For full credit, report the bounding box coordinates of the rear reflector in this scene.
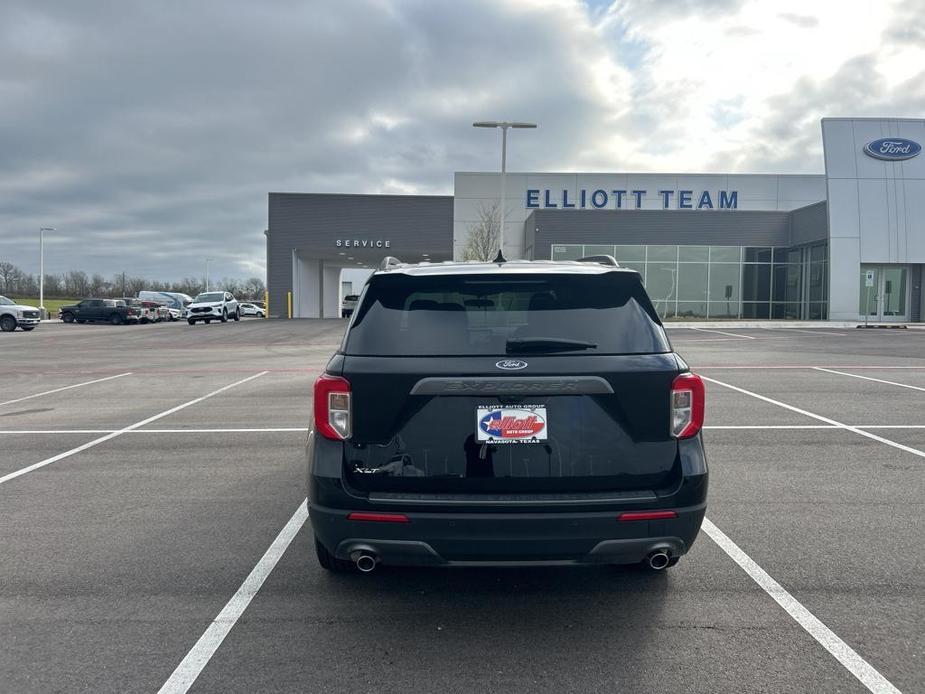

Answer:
[347,512,410,524]
[618,510,678,522]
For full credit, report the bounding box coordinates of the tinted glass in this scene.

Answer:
[346,272,669,356]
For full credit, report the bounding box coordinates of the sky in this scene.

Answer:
[1,0,923,282]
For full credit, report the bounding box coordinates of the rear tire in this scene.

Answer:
[205,318,212,324]
[315,537,355,574]
[187,318,196,325]
[0,315,16,332]
[62,312,75,324]
[110,313,123,326]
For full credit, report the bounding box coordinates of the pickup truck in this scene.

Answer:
[0,295,41,332]
[59,299,139,325]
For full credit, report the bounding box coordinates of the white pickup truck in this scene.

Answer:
[0,295,41,332]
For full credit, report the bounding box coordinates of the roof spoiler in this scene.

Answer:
[576,255,620,268]
[378,256,403,271]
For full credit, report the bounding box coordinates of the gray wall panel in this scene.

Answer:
[789,201,828,246]
[267,193,453,316]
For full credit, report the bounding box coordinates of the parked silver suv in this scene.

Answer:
[187,291,240,325]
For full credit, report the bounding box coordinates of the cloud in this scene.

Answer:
[0,0,921,281]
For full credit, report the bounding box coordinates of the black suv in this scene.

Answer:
[308,256,707,574]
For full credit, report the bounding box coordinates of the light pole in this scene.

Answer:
[473,121,537,260]
[39,227,55,318]
[205,258,215,292]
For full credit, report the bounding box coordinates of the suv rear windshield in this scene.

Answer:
[345,271,669,356]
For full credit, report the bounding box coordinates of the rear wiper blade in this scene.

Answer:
[506,337,598,353]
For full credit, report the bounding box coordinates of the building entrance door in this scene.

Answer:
[859,265,909,322]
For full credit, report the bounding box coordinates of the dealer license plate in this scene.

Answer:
[476,405,548,443]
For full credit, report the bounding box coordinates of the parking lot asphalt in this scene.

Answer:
[0,320,923,693]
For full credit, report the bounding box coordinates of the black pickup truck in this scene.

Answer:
[58,298,139,325]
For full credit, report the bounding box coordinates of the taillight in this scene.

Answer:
[313,373,351,440]
[670,372,705,439]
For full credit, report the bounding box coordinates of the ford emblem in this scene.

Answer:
[863,138,921,161]
[496,359,528,371]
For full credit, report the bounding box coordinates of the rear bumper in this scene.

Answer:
[309,501,706,567]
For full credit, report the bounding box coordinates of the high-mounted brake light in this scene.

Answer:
[670,372,705,439]
[313,373,351,440]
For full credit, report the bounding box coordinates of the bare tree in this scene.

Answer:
[463,202,501,262]
[65,270,90,297]
[0,261,22,294]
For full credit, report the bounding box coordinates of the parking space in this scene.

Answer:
[0,322,922,692]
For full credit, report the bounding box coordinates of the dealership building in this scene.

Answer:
[266,117,924,322]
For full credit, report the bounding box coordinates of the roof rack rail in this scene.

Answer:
[378,256,403,271]
[576,254,620,268]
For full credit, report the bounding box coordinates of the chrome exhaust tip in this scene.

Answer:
[647,550,671,571]
[353,552,377,573]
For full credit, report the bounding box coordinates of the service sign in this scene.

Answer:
[476,405,547,443]
[863,138,921,161]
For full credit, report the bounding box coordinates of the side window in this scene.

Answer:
[78,300,88,308]
[91,300,104,307]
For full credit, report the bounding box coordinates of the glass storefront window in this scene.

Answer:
[646,262,678,306]
[613,245,646,263]
[741,302,771,319]
[773,264,802,302]
[710,246,741,263]
[774,248,803,263]
[772,302,802,319]
[709,263,741,302]
[546,243,827,320]
[676,301,708,318]
[742,264,771,302]
[647,245,678,261]
[744,247,772,263]
[677,263,708,303]
[708,301,738,318]
[679,246,709,262]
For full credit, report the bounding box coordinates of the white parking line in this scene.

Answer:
[702,519,901,694]
[154,496,904,694]
[157,499,309,694]
[813,367,925,393]
[0,372,268,486]
[690,327,756,339]
[701,376,925,460]
[0,372,132,407]
[770,328,848,336]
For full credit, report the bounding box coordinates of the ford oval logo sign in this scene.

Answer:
[496,359,528,371]
[863,138,921,161]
